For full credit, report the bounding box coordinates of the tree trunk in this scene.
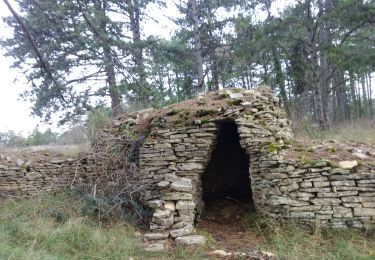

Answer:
[127,0,148,104]
[361,74,368,117]
[272,48,290,116]
[103,46,123,116]
[189,0,205,92]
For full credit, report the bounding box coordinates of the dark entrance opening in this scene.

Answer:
[201,119,254,223]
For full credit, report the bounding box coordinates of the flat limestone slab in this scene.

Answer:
[175,235,206,245]
[144,242,165,252]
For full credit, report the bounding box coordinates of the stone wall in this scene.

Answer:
[0,154,98,198]
[138,86,375,250]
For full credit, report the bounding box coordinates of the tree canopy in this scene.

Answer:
[1,0,374,129]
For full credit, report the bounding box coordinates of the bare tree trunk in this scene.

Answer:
[368,72,373,116]
[103,46,123,116]
[189,0,205,92]
[361,74,368,117]
[349,73,357,120]
[127,0,148,103]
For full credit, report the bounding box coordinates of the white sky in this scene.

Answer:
[0,0,43,136]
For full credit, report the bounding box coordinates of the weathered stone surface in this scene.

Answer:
[157,181,171,188]
[354,208,375,217]
[170,178,193,192]
[170,224,194,238]
[148,200,163,209]
[153,209,171,219]
[144,242,165,252]
[338,160,358,169]
[176,201,195,211]
[175,235,206,245]
[164,201,176,211]
[162,192,193,200]
[144,233,169,240]
[311,198,341,205]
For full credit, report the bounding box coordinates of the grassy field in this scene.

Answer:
[1,192,374,259]
[294,119,375,145]
[244,213,375,260]
[0,193,210,260]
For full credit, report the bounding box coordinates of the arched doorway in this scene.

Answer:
[200,119,254,224]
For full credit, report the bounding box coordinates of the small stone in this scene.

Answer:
[338,160,358,169]
[16,159,25,166]
[157,181,170,188]
[175,235,206,245]
[170,178,192,192]
[144,242,165,252]
[164,201,176,211]
[229,93,243,99]
[153,209,171,219]
[353,152,369,160]
[148,200,163,209]
[144,233,169,240]
[176,201,195,211]
[162,192,193,200]
[207,250,232,257]
[165,173,178,182]
[170,224,194,238]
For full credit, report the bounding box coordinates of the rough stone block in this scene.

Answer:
[153,209,171,219]
[170,224,194,238]
[162,192,193,201]
[354,208,375,217]
[175,235,206,245]
[170,178,192,192]
[164,201,176,211]
[176,201,196,211]
[157,181,170,188]
[144,233,169,240]
[144,242,165,252]
[148,200,163,209]
[311,198,341,205]
[331,180,356,187]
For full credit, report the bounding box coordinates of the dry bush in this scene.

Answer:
[86,119,151,225]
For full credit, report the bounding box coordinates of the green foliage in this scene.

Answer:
[25,128,58,146]
[85,107,111,143]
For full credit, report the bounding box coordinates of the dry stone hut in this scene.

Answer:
[1,86,375,251]
[110,86,374,250]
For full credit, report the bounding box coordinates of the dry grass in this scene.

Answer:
[0,192,208,260]
[294,119,375,145]
[243,213,375,260]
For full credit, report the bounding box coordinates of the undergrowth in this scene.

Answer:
[2,192,374,259]
[244,212,375,260]
[0,192,206,260]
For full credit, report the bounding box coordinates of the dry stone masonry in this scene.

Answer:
[1,86,374,251]
[0,154,99,198]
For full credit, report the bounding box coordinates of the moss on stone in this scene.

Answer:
[232,88,242,93]
[268,143,281,153]
[227,99,242,106]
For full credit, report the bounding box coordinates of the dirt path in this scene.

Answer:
[197,198,268,256]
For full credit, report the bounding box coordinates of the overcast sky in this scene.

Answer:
[0,1,42,135]
[0,0,295,136]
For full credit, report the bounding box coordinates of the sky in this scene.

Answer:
[0,1,42,136]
